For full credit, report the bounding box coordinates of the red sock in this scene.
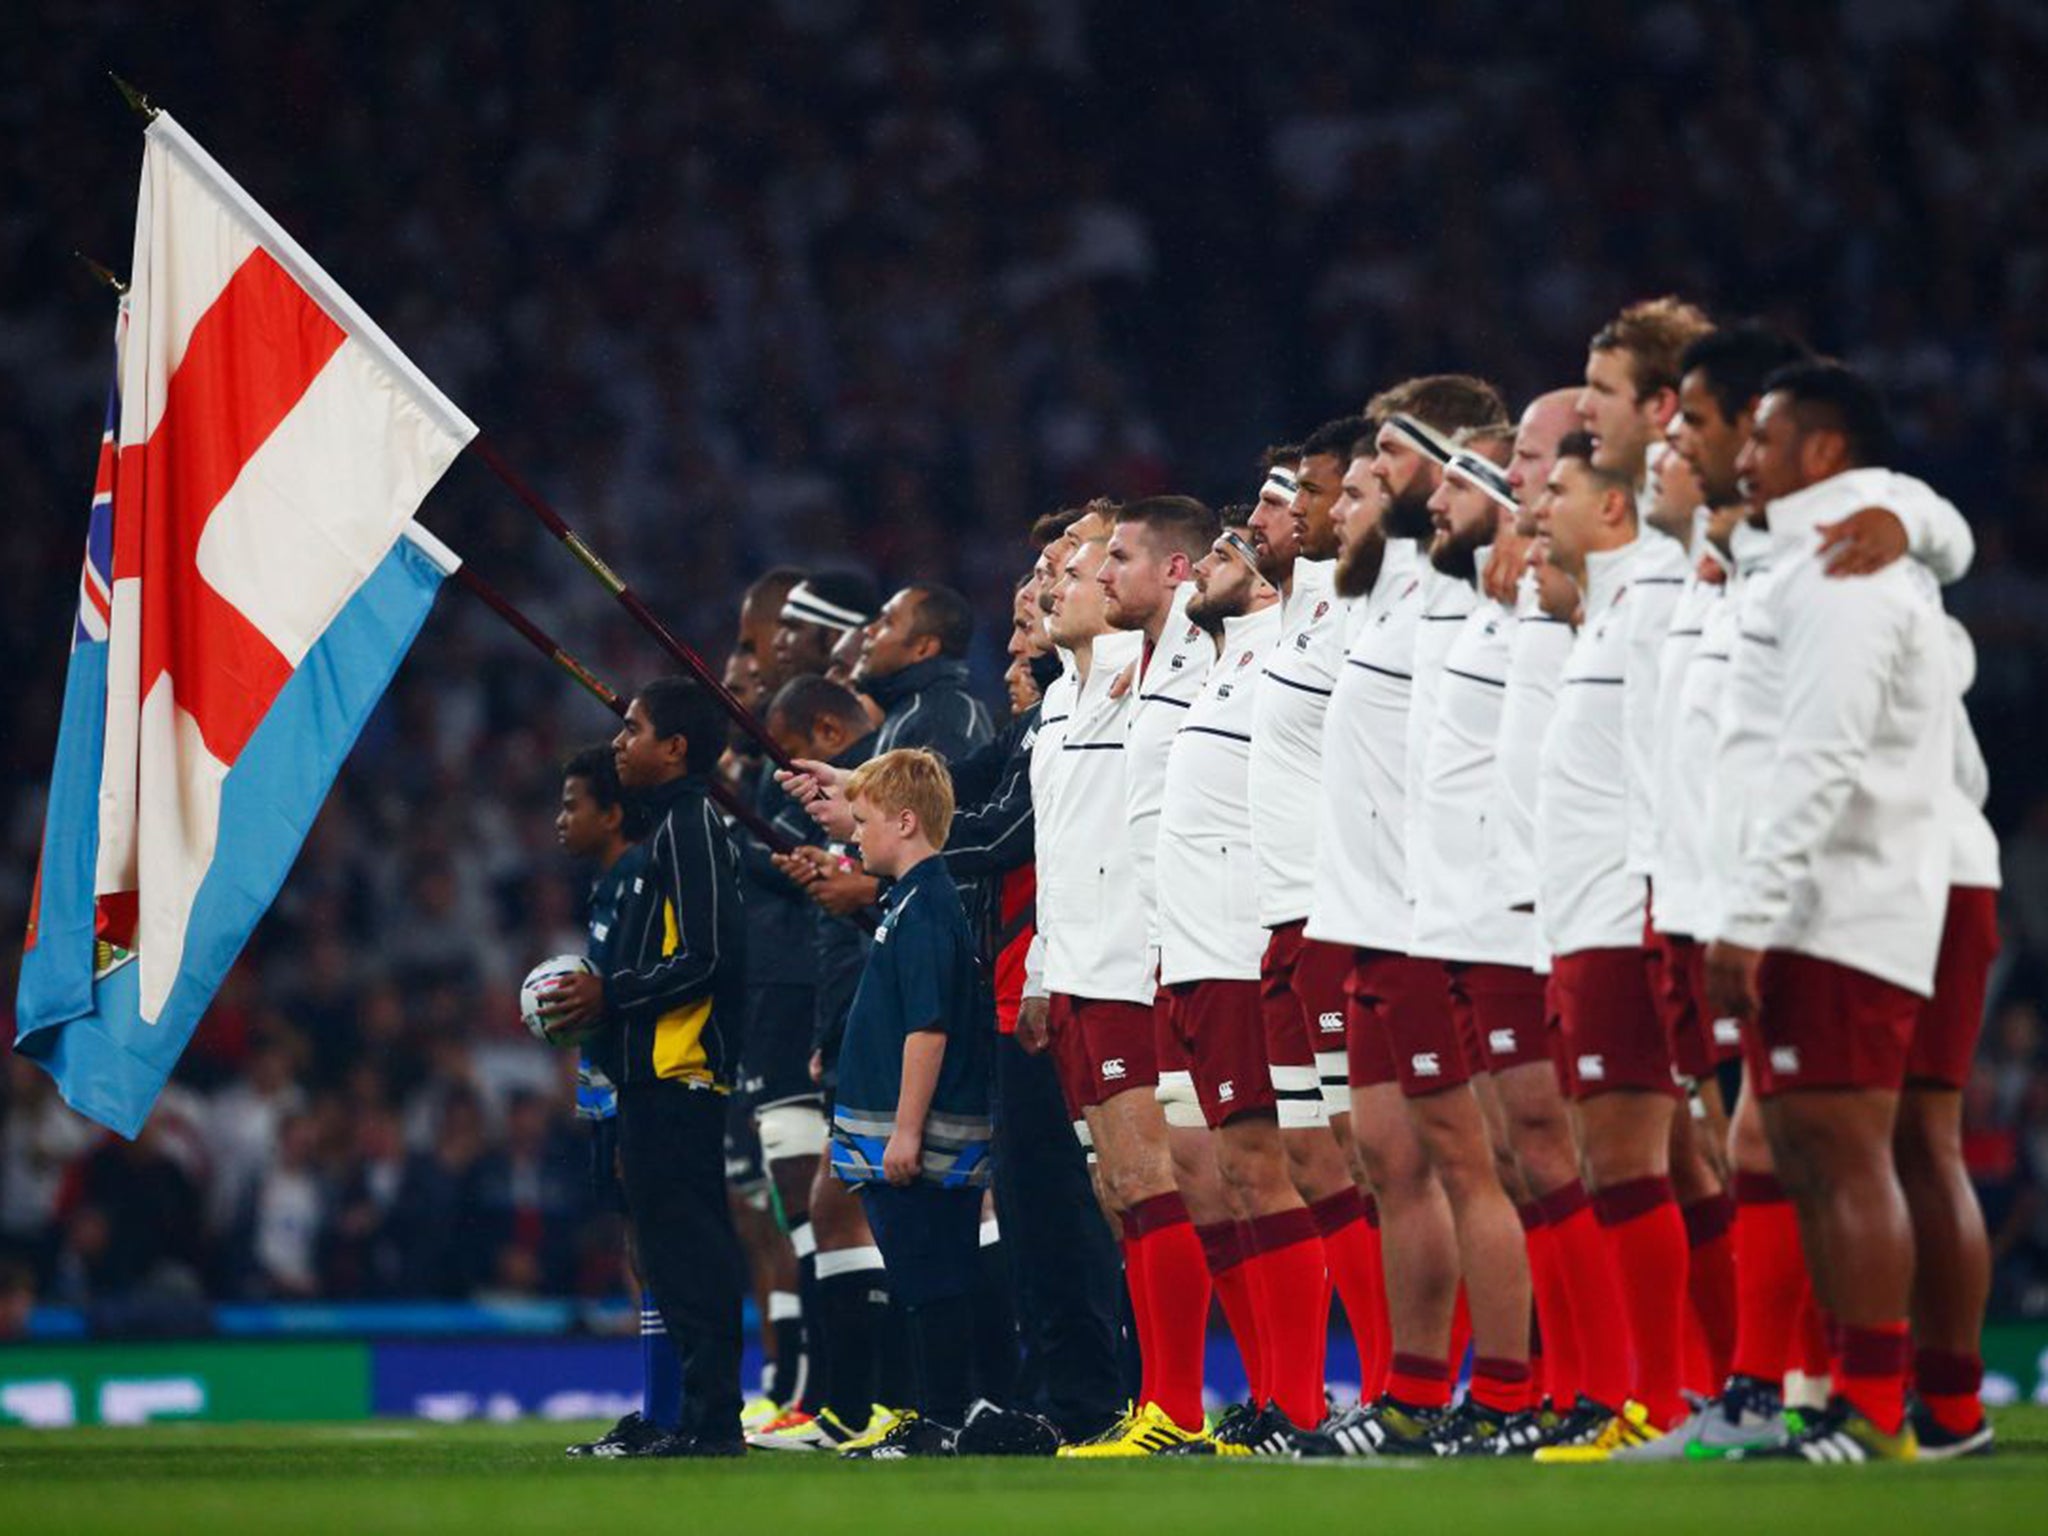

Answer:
[1244,1207,1329,1429]
[1594,1176,1690,1430]
[1541,1180,1630,1412]
[1730,1173,1804,1384]
[1683,1193,1737,1390]
[1121,1233,1156,1410]
[1837,1322,1911,1435]
[1524,1204,1581,1406]
[1357,1198,1391,1399]
[1126,1193,1210,1430]
[1471,1356,1533,1416]
[1386,1351,1453,1410]
[1914,1347,1985,1437]
[1449,1284,1473,1380]
[1198,1221,1265,1406]
[1308,1188,1387,1402]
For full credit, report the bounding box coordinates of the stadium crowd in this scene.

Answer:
[5,0,2048,1464]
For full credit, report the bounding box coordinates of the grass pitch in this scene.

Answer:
[2,1409,2044,1536]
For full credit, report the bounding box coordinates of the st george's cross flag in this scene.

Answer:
[15,111,475,1136]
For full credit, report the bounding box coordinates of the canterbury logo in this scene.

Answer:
[1411,1052,1441,1076]
[1488,1028,1516,1054]
[1712,1017,1742,1046]
[1577,1054,1606,1080]
[1218,1081,1235,1101]
[1101,1058,1127,1080]
[1771,1046,1801,1074]
[1317,1011,1344,1035]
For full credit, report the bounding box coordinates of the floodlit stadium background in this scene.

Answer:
[4,1,2048,1421]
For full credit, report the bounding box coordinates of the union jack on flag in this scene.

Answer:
[75,367,121,650]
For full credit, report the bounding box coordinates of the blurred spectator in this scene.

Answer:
[388,1088,493,1299]
[248,1113,325,1298]
[0,1056,100,1278]
[470,1088,583,1296]
[320,1103,410,1298]
[205,1039,307,1237]
[0,1256,34,1339]
[49,1121,208,1311]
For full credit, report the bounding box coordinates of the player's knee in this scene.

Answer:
[757,1102,828,1166]
[1217,1133,1288,1203]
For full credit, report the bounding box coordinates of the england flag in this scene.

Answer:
[15,111,473,1135]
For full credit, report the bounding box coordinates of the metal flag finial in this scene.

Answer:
[109,73,160,123]
[74,252,130,295]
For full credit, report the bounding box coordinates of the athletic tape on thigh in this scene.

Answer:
[768,1289,802,1321]
[1156,1069,1205,1128]
[1277,1095,1330,1128]
[815,1244,886,1279]
[1315,1051,1349,1113]
[1270,1061,1328,1126]
[789,1219,817,1259]
[758,1102,829,1163]
[979,1217,1001,1248]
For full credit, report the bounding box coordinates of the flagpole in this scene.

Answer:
[444,562,799,854]
[468,438,796,774]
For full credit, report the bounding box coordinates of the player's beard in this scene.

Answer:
[1429,516,1489,580]
[1187,584,1245,637]
[1383,478,1436,543]
[1334,524,1386,600]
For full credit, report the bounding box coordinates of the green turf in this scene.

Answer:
[1,1408,2044,1536]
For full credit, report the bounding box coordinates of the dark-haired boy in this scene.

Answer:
[543,678,750,1457]
[553,746,675,1458]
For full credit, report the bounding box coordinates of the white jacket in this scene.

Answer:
[1411,551,1531,965]
[1946,617,2001,890]
[1650,545,1734,938]
[1403,563,1480,918]
[1702,470,1979,944]
[1715,479,1955,996]
[1622,527,1694,879]
[1493,568,1574,923]
[1304,540,1428,951]
[1249,559,1348,927]
[1158,604,1285,984]
[1038,630,1154,1003]
[1125,584,1216,948]
[1536,536,1651,958]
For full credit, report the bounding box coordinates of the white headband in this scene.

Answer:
[780,581,871,634]
[1386,413,1457,466]
[1445,449,1517,511]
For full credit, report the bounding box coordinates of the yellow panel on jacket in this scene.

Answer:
[652,897,717,1086]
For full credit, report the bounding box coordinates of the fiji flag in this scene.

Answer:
[15,112,476,1136]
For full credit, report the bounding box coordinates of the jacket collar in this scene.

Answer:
[884,853,947,911]
[1765,468,1895,556]
[637,771,709,818]
[867,655,970,711]
[1582,532,1641,617]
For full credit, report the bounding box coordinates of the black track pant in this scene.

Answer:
[618,1081,747,1442]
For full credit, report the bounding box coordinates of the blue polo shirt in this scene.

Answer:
[830,856,992,1189]
[575,844,646,1123]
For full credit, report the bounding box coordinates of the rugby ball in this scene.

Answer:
[521,954,599,1046]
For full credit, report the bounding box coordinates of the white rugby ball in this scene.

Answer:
[521,954,599,1045]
